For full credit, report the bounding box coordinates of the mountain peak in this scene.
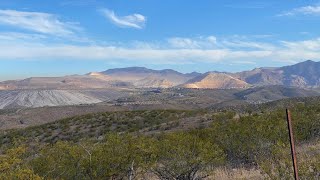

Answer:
[159,69,181,74]
[304,59,315,63]
[294,60,316,66]
[100,67,199,85]
[282,60,319,70]
[102,67,154,74]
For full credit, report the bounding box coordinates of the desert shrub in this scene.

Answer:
[257,142,293,179]
[212,111,236,121]
[0,106,319,179]
[152,132,225,180]
[31,133,156,179]
[298,143,320,179]
[0,146,41,179]
[209,110,290,165]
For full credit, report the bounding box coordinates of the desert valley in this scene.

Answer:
[0,61,319,179]
[1,1,320,179]
[0,60,320,129]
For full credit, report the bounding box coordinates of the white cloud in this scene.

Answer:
[0,43,228,63]
[282,38,320,52]
[221,40,275,50]
[1,33,320,65]
[207,36,217,44]
[168,38,201,49]
[0,32,46,41]
[231,61,257,65]
[0,9,80,36]
[167,36,217,49]
[166,35,274,50]
[278,5,320,16]
[218,34,277,50]
[101,9,146,29]
[281,38,320,51]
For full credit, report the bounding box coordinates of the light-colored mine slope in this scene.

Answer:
[0,90,103,109]
[183,73,250,89]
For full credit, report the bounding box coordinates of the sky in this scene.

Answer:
[1,0,320,80]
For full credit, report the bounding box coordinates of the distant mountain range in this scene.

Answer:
[1,60,320,89]
[233,60,320,87]
[101,67,200,88]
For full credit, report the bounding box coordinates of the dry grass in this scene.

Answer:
[209,167,265,180]
[111,168,265,180]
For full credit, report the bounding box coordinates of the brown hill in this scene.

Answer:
[232,67,282,86]
[0,75,129,90]
[102,67,198,86]
[233,60,320,88]
[133,76,174,88]
[182,73,250,89]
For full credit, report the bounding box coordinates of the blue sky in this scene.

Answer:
[1,0,320,80]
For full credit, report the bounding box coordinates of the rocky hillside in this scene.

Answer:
[99,60,320,88]
[0,90,104,109]
[0,89,131,109]
[234,85,320,103]
[234,60,320,87]
[102,67,199,86]
[133,76,174,88]
[182,73,250,89]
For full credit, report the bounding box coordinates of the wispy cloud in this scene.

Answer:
[0,9,80,36]
[278,5,320,16]
[0,32,46,41]
[0,44,228,62]
[100,9,146,29]
[166,35,274,51]
[1,36,320,65]
[220,40,275,50]
[0,31,320,65]
[281,38,320,51]
[167,36,217,49]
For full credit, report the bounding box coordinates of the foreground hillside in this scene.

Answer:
[0,98,319,179]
